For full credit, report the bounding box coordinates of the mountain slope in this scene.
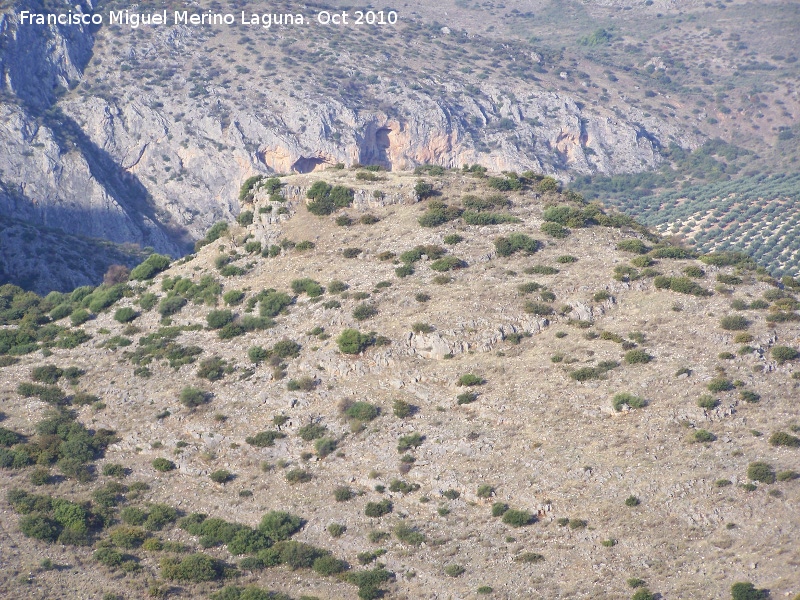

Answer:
[0,169,798,599]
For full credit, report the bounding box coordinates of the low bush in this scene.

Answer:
[291,278,324,298]
[612,393,646,411]
[245,431,286,447]
[746,461,775,484]
[152,458,175,472]
[130,254,171,281]
[458,373,484,386]
[541,222,569,238]
[771,345,799,364]
[180,386,209,408]
[397,433,424,452]
[365,499,392,518]
[769,431,800,447]
[492,502,509,517]
[114,307,138,323]
[285,469,312,484]
[720,315,750,331]
[337,329,374,354]
[624,349,652,364]
[494,233,539,257]
[344,401,379,422]
[353,304,378,321]
[210,469,233,484]
[697,395,719,409]
[160,553,226,582]
[617,239,650,254]
[730,582,769,600]
[694,429,717,443]
[707,378,734,392]
[502,509,534,527]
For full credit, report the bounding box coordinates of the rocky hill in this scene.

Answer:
[4,0,800,289]
[0,169,798,599]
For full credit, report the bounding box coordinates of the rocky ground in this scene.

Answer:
[0,170,798,599]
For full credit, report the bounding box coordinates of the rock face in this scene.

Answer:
[0,0,695,289]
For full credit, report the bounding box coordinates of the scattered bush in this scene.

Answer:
[747,462,775,484]
[306,181,354,215]
[285,469,312,484]
[443,234,463,245]
[494,233,539,257]
[697,395,719,409]
[344,402,379,422]
[397,433,424,452]
[730,582,769,600]
[720,315,751,331]
[336,329,373,355]
[769,431,800,447]
[612,393,646,411]
[624,349,652,364]
[343,248,362,258]
[740,390,760,403]
[161,553,226,582]
[771,346,799,364]
[444,564,465,577]
[694,429,717,443]
[458,373,484,386]
[625,495,640,507]
[707,378,734,392]
[291,278,324,298]
[130,254,171,281]
[502,509,534,527]
[394,522,425,545]
[114,307,138,323]
[180,386,209,408]
[210,470,233,484]
[245,431,286,447]
[152,458,175,472]
[365,500,392,518]
[334,486,353,502]
[352,304,378,321]
[617,239,650,254]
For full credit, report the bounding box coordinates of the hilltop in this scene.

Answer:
[1,168,799,599]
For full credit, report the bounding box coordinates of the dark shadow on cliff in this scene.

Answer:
[32,104,193,255]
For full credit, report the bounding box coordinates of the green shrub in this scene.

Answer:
[130,254,171,281]
[612,393,646,411]
[158,296,186,317]
[524,301,554,316]
[394,522,425,545]
[556,255,577,263]
[694,429,717,443]
[720,315,750,331]
[152,458,175,472]
[197,356,229,381]
[334,486,353,502]
[730,582,769,600]
[777,470,799,481]
[258,511,302,541]
[491,502,509,517]
[343,247,362,258]
[236,210,254,226]
[444,564,465,577]
[138,293,157,311]
[397,433,424,452]
[245,431,286,447]
[209,469,233,484]
[161,553,225,582]
[494,233,539,257]
[625,495,640,507]
[740,390,760,403]
[769,431,800,447]
[541,222,569,238]
[683,265,705,278]
[443,234,463,245]
[430,256,467,272]
[697,395,719,409]
[458,373,484,386]
[70,308,91,326]
[113,307,138,323]
[110,525,147,549]
[502,509,534,527]
[337,329,373,354]
[631,589,655,600]
[285,469,312,484]
[771,346,799,364]
[291,278,324,297]
[315,438,337,458]
[624,349,652,364]
[306,181,353,215]
[707,378,734,392]
[345,402,379,422]
[353,304,378,321]
[457,391,478,405]
[617,239,650,254]
[364,500,392,518]
[463,211,520,225]
[747,462,775,484]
